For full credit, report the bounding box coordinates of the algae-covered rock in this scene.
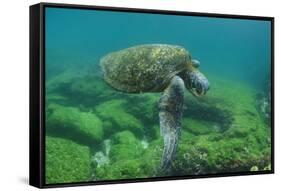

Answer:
[127,93,159,122]
[47,104,103,145]
[175,136,239,175]
[46,94,67,104]
[110,131,144,161]
[94,131,146,180]
[171,75,271,175]
[95,159,145,180]
[174,126,271,175]
[95,100,144,136]
[250,166,259,171]
[46,136,92,184]
[45,65,271,178]
[46,68,85,93]
[182,118,220,135]
[47,69,119,109]
[94,132,163,180]
[69,75,117,103]
[125,93,161,140]
[263,164,271,171]
[141,138,163,176]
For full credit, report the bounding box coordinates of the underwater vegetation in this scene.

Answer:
[255,72,272,126]
[47,104,103,145]
[46,136,92,183]
[45,67,271,184]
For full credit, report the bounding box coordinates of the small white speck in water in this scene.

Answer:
[92,139,111,169]
[92,152,109,168]
[103,139,111,156]
[141,140,149,149]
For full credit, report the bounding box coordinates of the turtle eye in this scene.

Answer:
[191,59,200,68]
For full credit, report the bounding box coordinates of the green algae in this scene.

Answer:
[182,118,220,135]
[45,70,271,182]
[95,100,144,137]
[94,131,162,180]
[47,103,103,145]
[94,131,145,179]
[110,131,144,161]
[46,136,92,184]
[172,75,271,175]
[68,75,121,107]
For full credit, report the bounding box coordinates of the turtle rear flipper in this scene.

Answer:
[158,76,184,173]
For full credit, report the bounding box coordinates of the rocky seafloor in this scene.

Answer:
[45,68,271,184]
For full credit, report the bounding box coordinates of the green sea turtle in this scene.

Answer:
[100,44,210,172]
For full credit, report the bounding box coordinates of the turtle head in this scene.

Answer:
[184,59,210,97]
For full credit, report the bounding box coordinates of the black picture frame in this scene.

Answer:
[30,2,275,189]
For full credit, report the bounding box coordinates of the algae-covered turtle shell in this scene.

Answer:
[100,44,192,93]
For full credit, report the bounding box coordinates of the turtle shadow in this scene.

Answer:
[122,95,234,141]
[183,99,234,132]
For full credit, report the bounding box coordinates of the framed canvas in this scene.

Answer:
[29,2,274,188]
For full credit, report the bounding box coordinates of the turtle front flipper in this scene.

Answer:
[158,75,184,173]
